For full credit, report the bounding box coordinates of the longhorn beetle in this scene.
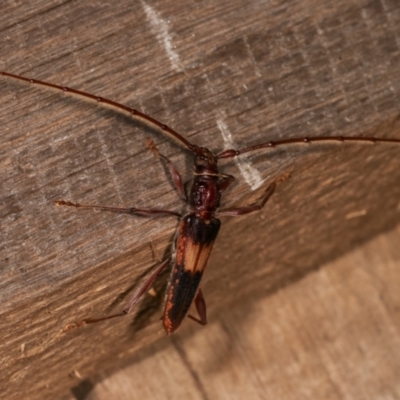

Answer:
[1,71,400,334]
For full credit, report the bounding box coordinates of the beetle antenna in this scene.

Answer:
[0,71,197,153]
[217,135,400,159]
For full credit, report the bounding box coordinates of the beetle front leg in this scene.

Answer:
[146,138,187,201]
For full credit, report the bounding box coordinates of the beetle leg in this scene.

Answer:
[55,200,181,217]
[121,258,171,313]
[64,258,171,332]
[187,288,207,326]
[217,173,290,217]
[147,138,187,201]
[219,173,235,192]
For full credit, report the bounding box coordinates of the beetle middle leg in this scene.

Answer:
[56,139,188,217]
[55,200,181,217]
[217,173,290,217]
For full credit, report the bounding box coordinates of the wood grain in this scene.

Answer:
[0,0,399,399]
[86,224,400,400]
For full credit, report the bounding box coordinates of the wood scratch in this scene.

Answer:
[141,1,182,71]
[216,117,263,190]
[345,209,367,219]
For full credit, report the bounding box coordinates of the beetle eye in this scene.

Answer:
[196,155,206,165]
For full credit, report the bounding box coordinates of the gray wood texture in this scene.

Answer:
[0,0,399,399]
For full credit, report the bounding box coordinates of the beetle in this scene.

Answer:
[1,70,399,334]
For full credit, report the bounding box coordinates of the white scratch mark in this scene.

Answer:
[216,118,263,190]
[141,1,182,71]
[345,209,367,219]
[243,35,262,77]
[73,370,83,380]
[94,284,108,292]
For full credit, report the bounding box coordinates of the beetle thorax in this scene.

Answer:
[189,147,221,218]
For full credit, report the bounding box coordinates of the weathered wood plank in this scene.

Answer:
[0,0,399,399]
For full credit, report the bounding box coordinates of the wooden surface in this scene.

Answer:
[0,0,399,399]
[87,224,400,400]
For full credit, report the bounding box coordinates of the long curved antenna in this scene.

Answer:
[217,135,400,159]
[3,71,399,159]
[0,71,196,152]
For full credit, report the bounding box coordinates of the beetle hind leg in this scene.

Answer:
[187,288,207,326]
[63,258,171,332]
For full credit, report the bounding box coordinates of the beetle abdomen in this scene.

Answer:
[163,214,220,333]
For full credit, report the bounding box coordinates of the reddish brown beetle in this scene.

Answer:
[2,71,399,334]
